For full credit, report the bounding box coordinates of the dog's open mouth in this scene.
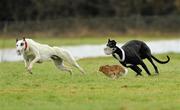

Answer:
[104,47,114,55]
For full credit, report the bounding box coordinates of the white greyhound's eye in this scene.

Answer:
[20,43,24,46]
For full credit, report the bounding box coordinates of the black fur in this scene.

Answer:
[106,39,170,76]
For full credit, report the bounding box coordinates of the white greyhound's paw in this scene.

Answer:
[28,66,32,70]
[27,66,33,74]
[26,68,32,74]
[27,69,33,74]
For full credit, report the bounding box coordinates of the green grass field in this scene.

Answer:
[0,53,180,110]
[0,35,180,110]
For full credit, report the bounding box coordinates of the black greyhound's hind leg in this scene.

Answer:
[147,56,159,74]
[140,61,151,76]
[130,65,143,76]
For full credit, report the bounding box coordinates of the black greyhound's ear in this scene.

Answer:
[108,38,111,42]
[16,38,18,43]
[114,40,117,44]
[23,37,26,41]
[111,40,117,45]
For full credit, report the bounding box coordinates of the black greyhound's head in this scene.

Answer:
[107,39,117,48]
[104,39,117,55]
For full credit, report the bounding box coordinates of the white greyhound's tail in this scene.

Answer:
[53,47,85,74]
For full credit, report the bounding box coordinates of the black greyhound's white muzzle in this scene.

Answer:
[104,47,116,55]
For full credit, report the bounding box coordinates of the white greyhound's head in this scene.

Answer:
[16,37,28,55]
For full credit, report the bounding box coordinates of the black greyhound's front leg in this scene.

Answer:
[129,65,143,76]
[140,61,151,76]
[121,62,142,76]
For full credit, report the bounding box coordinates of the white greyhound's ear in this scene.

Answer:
[16,38,18,43]
[23,37,26,41]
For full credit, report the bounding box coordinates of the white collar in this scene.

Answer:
[119,47,125,62]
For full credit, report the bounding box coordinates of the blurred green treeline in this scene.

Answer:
[1,0,180,36]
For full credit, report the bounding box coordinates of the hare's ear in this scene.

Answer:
[16,38,18,43]
[23,37,26,41]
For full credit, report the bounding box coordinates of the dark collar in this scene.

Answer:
[24,40,28,51]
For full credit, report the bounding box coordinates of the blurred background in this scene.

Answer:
[0,1,180,109]
[0,0,180,37]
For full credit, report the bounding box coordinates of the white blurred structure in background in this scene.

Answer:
[0,39,180,62]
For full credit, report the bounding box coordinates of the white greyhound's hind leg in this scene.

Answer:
[53,47,85,74]
[72,62,85,74]
[52,58,72,75]
[58,63,73,75]
[63,51,85,74]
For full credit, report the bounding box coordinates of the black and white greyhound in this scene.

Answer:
[104,39,170,76]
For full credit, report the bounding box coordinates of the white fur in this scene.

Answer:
[113,49,125,62]
[124,68,128,76]
[114,53,121,61]
[16,38,85,74]
[119,48,125,62]
[104,46,115,55]
[104,46,125,62]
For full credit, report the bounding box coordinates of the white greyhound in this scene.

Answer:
[16,37,85,75]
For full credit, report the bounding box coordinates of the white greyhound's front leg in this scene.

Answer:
[27,47,41,74]
[23,55,29,69]
[24,59,28,69]
[28,56,40,73]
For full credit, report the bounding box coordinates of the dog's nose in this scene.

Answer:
[16,50,21,55]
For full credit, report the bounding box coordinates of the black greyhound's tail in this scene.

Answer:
[151,55,170,64]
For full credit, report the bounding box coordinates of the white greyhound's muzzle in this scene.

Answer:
[16,50,22,55]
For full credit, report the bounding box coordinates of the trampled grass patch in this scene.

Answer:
[0,53,180,110]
